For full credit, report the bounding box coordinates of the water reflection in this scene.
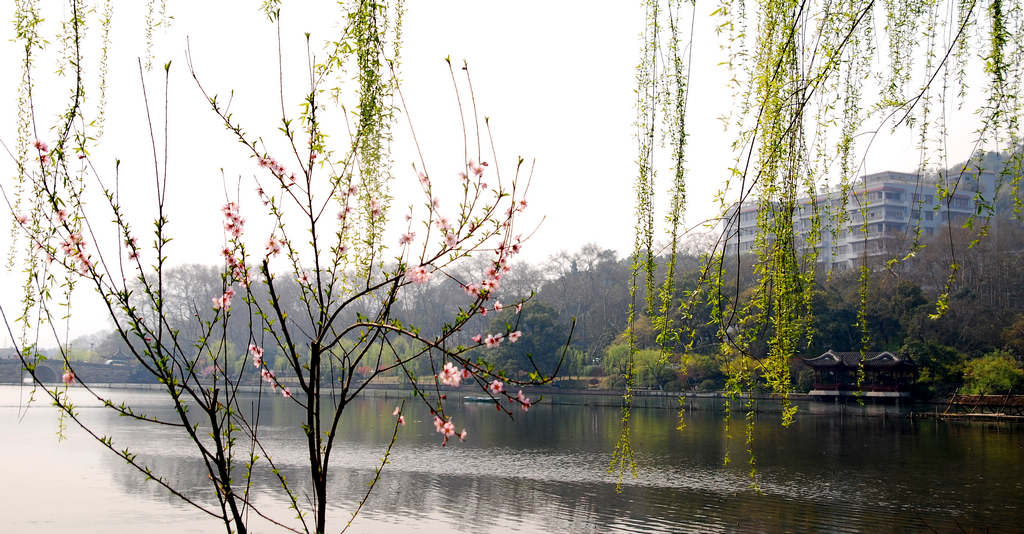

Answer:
[3,385,1023,533]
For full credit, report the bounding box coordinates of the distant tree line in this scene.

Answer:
[56,217,1024,399]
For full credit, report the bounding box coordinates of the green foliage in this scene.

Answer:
[963,350,1024,394]
[487,303,566,377]
[1001,314,1024,360]
[679,352,726,391]
[901,340,966,397]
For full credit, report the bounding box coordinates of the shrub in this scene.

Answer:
[963,351,1024,395]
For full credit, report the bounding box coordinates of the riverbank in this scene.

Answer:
[6,377,971,419]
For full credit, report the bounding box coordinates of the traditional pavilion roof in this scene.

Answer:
[802,350,916,369]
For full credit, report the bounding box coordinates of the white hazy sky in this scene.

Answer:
[0,1,989,342]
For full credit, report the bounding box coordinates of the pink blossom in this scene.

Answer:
[61,370,75,385]
[445,233,458,248]
[484,334,503,348]
[433,415,456,441]
[257,156,287,177]
[370,198,382,217]
[516,303,523,314]
[266,236,282,256]
[16,214,28,225]
[494,301,504,312]
[235,266,255,287]
[282,387,292,398]
[458,171,468,183]
[212,287,235,310]
[479,306,488,317]
[34,139,48,152]
[471,334,482,344]
[508,330,522,343]
[481,279,500,292]
[57,209,68,222]
[432,197,441,210]
[399,232,415,246]
[348,185,358,195]
[458,429,468,442]
[77,255,92,275]
[469,159,485,176]
[392,406,401,417]
[518,199,528,211]
[398,415,406,425]
[517,390,532,412]
[418,171,430,187]
[222,203,246,238]
[406,265,430,284]
[298,272,309,284]
[39,153,49,165]
[463,283,480,298]
[224,218,244,238]
[439,361,462,387]
[461,368,472,380]
[488,380,504,394]
[249,344,264,367]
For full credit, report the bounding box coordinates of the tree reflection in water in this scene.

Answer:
[2,386,1020,532]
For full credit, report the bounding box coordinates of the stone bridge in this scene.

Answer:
[0,358,149,384]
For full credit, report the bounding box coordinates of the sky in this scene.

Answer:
[0,1,992,342]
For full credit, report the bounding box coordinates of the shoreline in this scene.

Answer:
[2,380,966,417]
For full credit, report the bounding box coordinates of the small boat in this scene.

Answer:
[463,396,492,403]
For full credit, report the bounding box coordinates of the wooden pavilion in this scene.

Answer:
[802,350,917,398]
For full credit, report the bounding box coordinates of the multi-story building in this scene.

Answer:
[725,169,997,270]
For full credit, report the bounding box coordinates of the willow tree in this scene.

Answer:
[613,0,1024,486]
[3,2,560,533]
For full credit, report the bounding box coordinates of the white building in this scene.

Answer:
[725,169,998,270]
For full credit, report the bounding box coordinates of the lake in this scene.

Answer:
[2,384,1022,533]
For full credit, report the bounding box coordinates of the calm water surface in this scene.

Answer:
[2,385,1022,533]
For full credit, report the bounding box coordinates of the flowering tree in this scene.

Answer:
[3,3,564,533]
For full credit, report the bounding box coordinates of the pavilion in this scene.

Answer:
[802,350,917,398]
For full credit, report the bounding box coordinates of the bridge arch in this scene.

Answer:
[34,364,57,383]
